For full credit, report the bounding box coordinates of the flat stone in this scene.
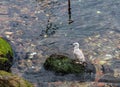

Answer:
[4,31,13,35]
[114,68,120,77]
[0,6,8,14]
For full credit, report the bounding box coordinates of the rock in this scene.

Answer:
[85,62,96,74]
[0,70,33,87]
[0,6,8,14]
[113,68,120,77]
[4,31,13,35]
[44,54,85,75]
[25,52,37,59]
[0,37,13,72]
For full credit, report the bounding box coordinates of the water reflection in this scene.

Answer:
[6,0,120,86]
[40,18,59,37]
[68,0,73,24]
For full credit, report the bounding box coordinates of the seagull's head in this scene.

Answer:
[73,42,79,48]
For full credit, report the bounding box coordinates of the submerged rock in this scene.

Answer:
[0,37,13,72]
[0,70,33,87]
[44,54,86,75]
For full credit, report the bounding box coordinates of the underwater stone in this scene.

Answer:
[114,68,120,77]
[0,37,14,72]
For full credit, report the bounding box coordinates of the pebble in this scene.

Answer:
[93,82,105,87]
[30,52,37,56]
[28,52,37,59]
[103,54,113,60]
[31,66,35,69]
[96,11,101,14]
[93,59,107,65]
[45,14,50,17]
[4,31,13,35]
[44,34,48,38]
[114,68,120,77]
[20,7,30,14]
[6,35,10,38]
[0,6,8,14]
[99,60,107,65]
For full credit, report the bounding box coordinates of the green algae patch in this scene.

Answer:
[0,57,8,64]
[44,54,85,75]
[0,37,14,71]
[0,70,34,87]
[0,37,13,56]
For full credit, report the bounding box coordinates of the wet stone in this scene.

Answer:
[114,68,120,77]
[9,21,20,27]
[4,31,13,35]
[20,7,30,14]
[20,14,31,20]
[0,6,8,14]
[25,52,37,59]
[44,54,86,75]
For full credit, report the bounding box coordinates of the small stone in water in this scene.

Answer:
[37,11,41,13]
[114,68,120,77]
[44,34,48,38]
[95,34,100,38]
[96,11,101,14]
[105,54,112,60]
[5,31,13,35]
[31,66,35,69]
[26,52,37,59]
[30,52,37,56]
[6,35,10,38]
[46,14,50,17]
[27,60,31,63]
[99,60,107,65]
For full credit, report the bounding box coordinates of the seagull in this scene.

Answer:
[73,42,86,63]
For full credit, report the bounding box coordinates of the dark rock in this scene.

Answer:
[10,21,20,27]
[44,54,86,75]
[84,62,96,74]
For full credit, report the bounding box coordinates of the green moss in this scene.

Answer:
[44,54,85,75]
[0,37,14,71]
[0,70,12,76]
[0,57,8,64]
[0,37,13,57]
[0,70,33,87]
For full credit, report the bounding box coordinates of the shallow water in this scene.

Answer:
[0,0,120,87]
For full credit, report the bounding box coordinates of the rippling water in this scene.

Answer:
[0,0,120,87]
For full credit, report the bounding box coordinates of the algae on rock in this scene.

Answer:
[0,37,14,71]
[44,54,85,75]
[0,70,33,87]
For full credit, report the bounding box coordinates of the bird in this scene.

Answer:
[73,42,86,63]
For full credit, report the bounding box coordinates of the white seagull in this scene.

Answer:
[73,42,86,63]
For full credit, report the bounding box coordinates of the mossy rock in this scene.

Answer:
[0,37,14,71]
[0,70,33,87]
[44,54,85,75]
